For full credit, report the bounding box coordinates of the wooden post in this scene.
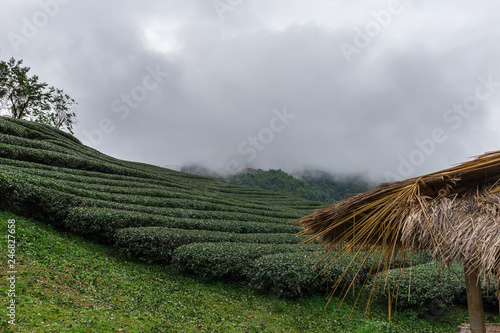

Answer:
[465,266,486,333]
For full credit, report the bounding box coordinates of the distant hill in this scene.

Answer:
[226,169,374,203]
[181,164,374,203]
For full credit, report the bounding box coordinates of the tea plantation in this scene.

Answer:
[0,117,329,289]
[0,116,498,330]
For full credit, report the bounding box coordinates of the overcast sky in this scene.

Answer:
[1,0,500,182]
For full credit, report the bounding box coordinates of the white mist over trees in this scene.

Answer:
[180,164,374,203]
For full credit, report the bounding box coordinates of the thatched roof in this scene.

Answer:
[298,150,500,278]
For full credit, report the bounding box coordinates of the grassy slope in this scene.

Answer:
[0,117,492,331]
[0,212,472,332]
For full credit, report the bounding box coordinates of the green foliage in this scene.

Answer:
[0,171,80,227]
[34,87,77,134]
[0,117,81,156]
[223,168,374,203]
[60,184,300,221]
[249,252,332,298]
[0,211,471,332]
[297,170,374,202]
[115,227,303,263]
[248,250,434,299]
[370,262,465,316]
[0,119,320,292]
[0,57,77,133]
[0,57,48,119]
[172,242,319,281]
[64,206,299,242]
[0,140,168,178]
[453,274,499,310]
[0,116,480,323]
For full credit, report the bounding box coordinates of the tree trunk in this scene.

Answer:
[465,266,486,333]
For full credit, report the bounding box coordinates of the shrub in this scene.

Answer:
[172,242,319,281]
[0,116,47,140]
[370,262,464,316]
[2,116,81,143]
[58,184,295,221]
[248,252,330,298]
[0,142,152,178]
[0,172,80,227]
[248,249,434,299]
[114,227,303,263]
[480,278,499,309]
[63,206,299,243]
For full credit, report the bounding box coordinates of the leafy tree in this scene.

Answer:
[0,57,48,119]
[34,87,77,134]
[0,57,77,133]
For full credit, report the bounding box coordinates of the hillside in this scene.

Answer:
[0,116,324,234]
[179,164,374,203]
[0,117,495,332]
[224,169,373,203]
[1,211,471,332]
[0,116,327,281]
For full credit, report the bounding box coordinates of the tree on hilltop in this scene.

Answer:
[0,57,77,134]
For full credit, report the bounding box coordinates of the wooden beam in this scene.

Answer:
[465,267,486,333]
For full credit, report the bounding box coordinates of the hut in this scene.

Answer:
[298,151,500,333]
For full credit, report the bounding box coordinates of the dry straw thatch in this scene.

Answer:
[298,151,500,327]
[299,150,500,276]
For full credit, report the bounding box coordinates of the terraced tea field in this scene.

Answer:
[0,117,330,289]
[2,117,496,331]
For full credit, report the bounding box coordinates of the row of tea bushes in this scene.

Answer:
[371,262,499,315]
[172,243,496,316]
[171,243,435,299]
[114,227,304,263]
[0,158,314,220]
[172,242,320,281]
[65,206,300,241]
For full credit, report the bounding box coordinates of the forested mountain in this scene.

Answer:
[226,169,373,203]
[180,165,374,203]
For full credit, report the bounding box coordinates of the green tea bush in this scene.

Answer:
[248,252,331,298]
[64,206,299,242]
[248,250,434,299]
[114,227,303,263]
[0,150,318,220]
[0,142,151,178]
[370,262,464,316]
[0,134,74,155]
[0,158,186,194]
[0,172,80,227]
[0,117,326,297]
[77,198,282,226]
[172,242,319,281]
[0,116,47,140]
[56,182,296,220]
[2,116,82,143]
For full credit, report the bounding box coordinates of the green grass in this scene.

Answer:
[0,117,498,331]
[0,212,480,332]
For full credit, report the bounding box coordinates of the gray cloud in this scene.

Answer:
[1,0,500,182]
